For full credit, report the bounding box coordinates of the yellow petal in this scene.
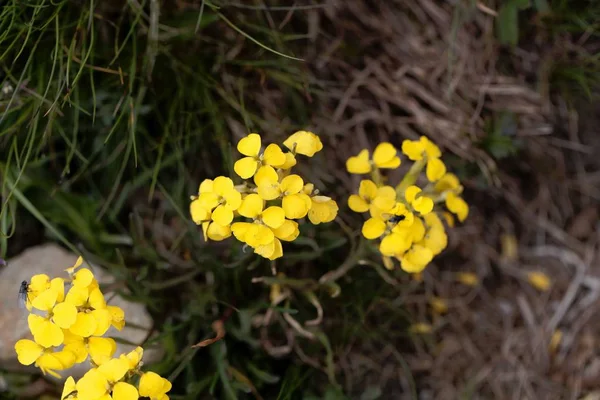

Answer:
[30,274,50,293]
[52,302,78,329]
[212,205,234,226]
[198,178,214,194]
[308,196,338,224]
[457,272,479,286]
[279,152,297,169]
[91,308,112,336]
[404,185,420,203]
[412,196,434,215]
[401,139,425,161]
[32,288,59,312]
[426,158,446,182]
[238,193,264,219]
[234,157,259,179]
[348,194,369,213]
[76,369,108,399]
[246,225,275,247]
[272,219,300,241]
[283,131,323,157]
[254,239,276,259]
[206,222,232,241]
[15,339,44,365]
[212,176,234,196]
[112,382,139,400]
[400,245,433,273]
[372,142,400,168]
[69,312,98,338]
[435,173,460,192]
[280,174,303,195]
[73,268,94,288]
[198,192,219,210]
[89,287,106,309]
[223,188,242,210]
[88,337,117,365]
[139,371,172,398]
[358,179,378,199]
[446,193,469,222]
[97,358,130,382]
[420,136,441,159]
[121,346,143,370]
[254,165,279,187]
[63,341,88,364]
[65,285,88,307]
[263,143,286,167]
[33,320,65,348]
[50,278,65,303]
[266,238,283,260]
[62,376,77,400]
[346,149,371,174]
[190,200,210,224]
[237,133,261,157]
[380,233,411,256]
[262,206,286,229]
[231,222,253,243]
[282,194,310,219]
[362,218,386,239]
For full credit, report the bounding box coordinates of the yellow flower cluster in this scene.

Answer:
[14,258,172,400]
[346,136,469,273]
[190,131,338,260]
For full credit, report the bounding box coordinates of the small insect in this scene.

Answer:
[18,280,31,309]
[388,215,406,224]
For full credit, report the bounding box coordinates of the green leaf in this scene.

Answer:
[496,3,520,46]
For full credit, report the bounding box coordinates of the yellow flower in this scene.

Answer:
[307,196,338,224]
[139,371,172,400]
[404,185,433,215]
[348,180,396,217]
[29,286,78,347]
[434,173,460,192]
[401,136,441,161]
[362,217,386,239]
[234,133,286,179]
[76,358,136,400]
[255,170,312,219]
[120,346,144,370]
[379,231,412,256]
[527,271,551,291]
[399,244,433,273]
[419,213,448,256]
[426,158,446,182]
[271,219,300,242]
[15,339,45,365]
[445,192,468,222]
[196,176,242,226]
[346,142,401,174]
[15,340,76,379]
[107,305,125,331]
[346,149,371,174]
[61,376,77,400]
[64,284,114,337]
[63,330,117,365]
[283,131,323,157]
[202,221,232,242]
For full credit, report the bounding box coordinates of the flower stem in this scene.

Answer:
[396,159,426,197]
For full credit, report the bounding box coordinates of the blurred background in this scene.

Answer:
[0,1,599,399]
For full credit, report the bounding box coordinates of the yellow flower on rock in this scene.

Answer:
[234,133,286,179]
[346,142,400,174]
[283,131,323,157]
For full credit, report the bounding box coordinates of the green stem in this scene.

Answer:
[396,159,426,197]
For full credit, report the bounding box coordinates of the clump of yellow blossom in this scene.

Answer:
[15,258,172,400]
[346,137,469,273]
[190,131,338,260]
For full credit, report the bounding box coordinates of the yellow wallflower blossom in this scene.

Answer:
[401,136,441,161]
[255,170,312,219]
[527,271,551,291]
[139,371,173,400]
[348,180,396,217]
[434,172,460,192]
[445,192,469,222]
[419,213,448,256]
[307,196,338,224]
[399,244,433,273]
[404,185,433,215]
[196,176,242,226]
[15,339,76,379]
[283,130,323,157]
[28,287,77,347]
[234,133,286,179]
[426,158,446,182]
[346,142,400,174]
[63,329,117,365]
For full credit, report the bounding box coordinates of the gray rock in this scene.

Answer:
[0,244,161,380]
